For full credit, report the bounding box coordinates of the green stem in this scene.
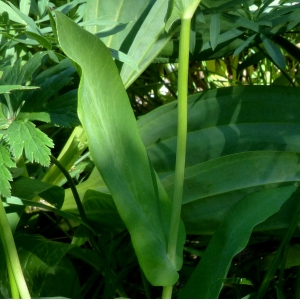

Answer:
[50,155,88,223]
[49,155,103,256]
[163,17,191,299]
[7,259,20,298]
[0,198,31,299]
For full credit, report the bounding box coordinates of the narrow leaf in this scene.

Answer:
[19,0,31,16]
[179,185,296,298]
[5,121,53,166]
[233,34,256,57]
[8,2,42,35]
[261,34,286,69]
[25,31,52,50]
[0,85,38,94]
[210,14,220,51]
[108,48,139,71]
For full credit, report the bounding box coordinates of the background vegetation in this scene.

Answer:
[1,0,300,298]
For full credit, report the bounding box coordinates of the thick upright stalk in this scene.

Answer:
[0,199,31,299]
[162,18,191,299]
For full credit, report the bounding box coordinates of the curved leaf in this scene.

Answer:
[64,86,300,235]
[179,185,296,298]
[56,12,183,286]
[138,86,300,233]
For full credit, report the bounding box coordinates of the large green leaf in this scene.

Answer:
[138,86,300,233]
[56,12,184,286]
[14,235,81,298]
[179,185,296,299]
[63,86,300,236]
[139,86,300,175]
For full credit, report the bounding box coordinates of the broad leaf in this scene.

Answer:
[82,189,125,232]
[56,12,184,286]
[64,86,300,236]
[10,177,64,209]
[5,120,53,166]
[138,86,300,233]
[14,235,80,298]
[179,185,296,298]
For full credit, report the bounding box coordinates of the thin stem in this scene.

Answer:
[162,18,191,299]
[50,154,87,222]
[49,155,103,256]
[0,198,31,299]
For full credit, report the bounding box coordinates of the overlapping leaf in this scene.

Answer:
[138,86,300,233]
[64,86,300,236]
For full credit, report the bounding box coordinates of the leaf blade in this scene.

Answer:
[179,185,296,298]
[56,12,182,286]
[5,121,53,166]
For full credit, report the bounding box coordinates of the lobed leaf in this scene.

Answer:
[5,120,53,166]
[0,145,16,198]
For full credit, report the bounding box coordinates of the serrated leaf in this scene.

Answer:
[261,34,286,69]
[5,121,53,166]
[0,145,16,197]
[210,13,220,51]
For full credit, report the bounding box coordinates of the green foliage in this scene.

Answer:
[5,120,53,166]
[56,11,184,286]
[1,0,300,298]
[0,146,16,198]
